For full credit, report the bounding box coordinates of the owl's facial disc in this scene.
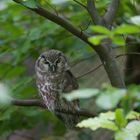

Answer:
[41,55,61,73]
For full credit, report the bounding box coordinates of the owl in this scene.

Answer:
[35,49,79,128]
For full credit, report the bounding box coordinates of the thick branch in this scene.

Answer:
[103,0,120,25]
[87,0,103,25]
[11,98,96,117]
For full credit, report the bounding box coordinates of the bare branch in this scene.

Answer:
[76,52,140,79]
[79,20,91,32]
[11,98,96,117]
[73,0,87,9]
[103,0,120,25]
[87,0,103,25]
[76,63,102,79]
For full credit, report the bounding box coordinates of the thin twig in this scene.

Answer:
[71,55,94,67]
[76,52,140,79]
[11,98,96,117]
[79,20,92,32]
[76,63,102,79]
[47,2,59,16]
[73,0,87,9]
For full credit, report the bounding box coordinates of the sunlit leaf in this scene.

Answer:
[115,109,127,128]
[130,16,140,25]
[115,130,137,140]
[0,83,11,105]
[126,111,140,120]
[113,24,140,34]
[63,89,99,101]
[96,88,126,110]
[88,35,107,45]
[125,120,140,137]
[112,36,125,46]
[90,25,111,34]
[77,111,118,131]
[115,120,140,140]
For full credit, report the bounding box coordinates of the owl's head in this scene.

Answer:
[35,49,70,74]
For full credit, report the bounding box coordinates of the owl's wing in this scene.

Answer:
[58,70,79,128]
[63,70,78,93]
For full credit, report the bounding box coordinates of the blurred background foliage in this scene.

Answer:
[0,0,140,139]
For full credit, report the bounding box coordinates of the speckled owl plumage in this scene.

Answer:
[35,49,79,128]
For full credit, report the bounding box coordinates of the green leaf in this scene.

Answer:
[125,120,140,137]
[112,36,125,46]
[22,0,37,8]
[63,89,99,101]
[5,66,26,78]
[115,130,137,140]
[113,24,140,34]
[130,16,140,25]
[77,111,118,131]
[115,109,127,129]
[126,111,140,120]
[28,28,42,41]
[0,83,11,105]
[88,35,106,45]
[96,87,126,110]
[115,121,140,140]
[90,25,111,34]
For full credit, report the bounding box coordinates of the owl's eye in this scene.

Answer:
[44,60,49,64]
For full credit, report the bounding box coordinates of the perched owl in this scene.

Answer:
[35,49,79,128]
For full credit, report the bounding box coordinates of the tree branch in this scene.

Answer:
[103,0,120,26]
[86,0,103,25]
[76,52,140,79]
[13,0,90,44]
[11,98,96,117]
[12,0,125,88]
[73,0,87,9]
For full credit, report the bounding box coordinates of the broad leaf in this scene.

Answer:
[77,111,118,131]
[90,25,111,34]
[96,88,126,110]
[0,83,11,105]
[112,36,125,46]
[88,35,106,45]
[113,24,140,34]
[126,111,140,120]
[115,121,140,140]
[130,16,140,25]
[63,89,99,101]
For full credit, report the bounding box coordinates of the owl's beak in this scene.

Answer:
[50,65,56,72]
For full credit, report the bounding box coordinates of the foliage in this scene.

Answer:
[77,110,140,140]
[66,84,140,139]
[0,0,140,139]
[89,24,140,46]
